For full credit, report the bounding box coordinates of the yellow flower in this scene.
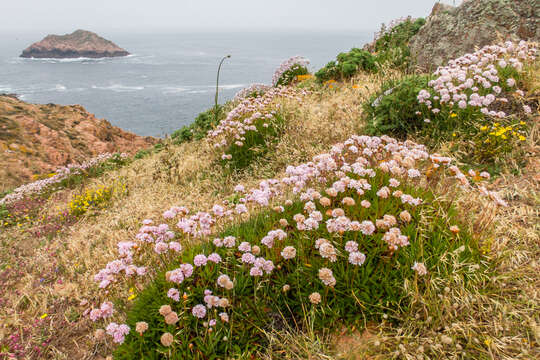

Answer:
[40,313,48,319]
[519,135,526,141]
[128,294,137,301]
[450,113,457,118]
[452,133,457,137]
[520,121,526,125]
[480,126,488,131]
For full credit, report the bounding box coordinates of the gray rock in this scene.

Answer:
[409,0,540,70]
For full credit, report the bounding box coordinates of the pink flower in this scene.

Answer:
[167,288,180,302]
[207,253,222,263]
[412,262,428,276]
[192,304,207,318]
[193,254,207,267]
[348,251,366,266]
[106,323,130,344]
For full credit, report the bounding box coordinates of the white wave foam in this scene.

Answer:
[20,56,124,63]
[216,84,245,90]
[91,84,145,92]
[188,90,209,94]
[162,86,188,94]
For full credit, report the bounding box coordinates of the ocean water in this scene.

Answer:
[0,31,372,137]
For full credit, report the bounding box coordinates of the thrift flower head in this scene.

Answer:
[167,288,180,302]
[135,321,148,336]
[309,292,322,305]
[194,254,208,267]
[161,332,174,347]
[192,304,207,318]
[281,246,297,259]
[165,311,179,325]
[318,267,336,287]
[348,251,366,266]
[159,305,172,316]
[106,323,130,344]
[412,262,428,276]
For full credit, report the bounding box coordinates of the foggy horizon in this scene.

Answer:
[1,0,462,34]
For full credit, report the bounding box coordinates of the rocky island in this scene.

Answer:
[20,29,130,59]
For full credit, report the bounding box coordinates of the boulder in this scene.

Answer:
[409,0,539,70]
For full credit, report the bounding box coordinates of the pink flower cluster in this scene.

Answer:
[106,322,130,344]
[208,85,309,161]
[94,132,508,343]
[271,56,310,86]
[234,83,271,102]
[89,301,114,321]
[0,152,118,205]
[418,41,537,118]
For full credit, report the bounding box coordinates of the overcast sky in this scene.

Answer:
[1,0,462,33]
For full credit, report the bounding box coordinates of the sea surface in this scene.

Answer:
[0,31,372,137]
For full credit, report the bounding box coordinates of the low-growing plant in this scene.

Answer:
[114,167,479,359]
[315,49,377,83]
[372,17,425,68]
[134,149,151,159]
[272,56,310,87]
[364,41,537,169]
[209,86,309,170]
[364,74,434,135]
[68,184,116,216]
[0,153,130,206]
[470,119,529,163]
[171,105,226,145]
[91,134,506,358]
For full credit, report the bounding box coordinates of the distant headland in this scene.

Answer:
[20,29,130,59]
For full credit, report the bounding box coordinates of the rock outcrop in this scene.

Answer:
[0,95,156,191]
[20,30,129,58]
[409,0,539,70]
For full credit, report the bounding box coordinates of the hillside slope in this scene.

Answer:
[0,95,156,191]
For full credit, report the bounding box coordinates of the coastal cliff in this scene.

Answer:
[20,30,129,59]
[0,95,155,190]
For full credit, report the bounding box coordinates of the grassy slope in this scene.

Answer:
[0,65,538,359]
[0,71,383,359]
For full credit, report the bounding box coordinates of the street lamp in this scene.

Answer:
[215,54,231,123]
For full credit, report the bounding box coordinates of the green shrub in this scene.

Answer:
[364,75,432,135]
[315,49,377,83]
[171,106,225,145]
[115,170,480,359]
[134,149,151,159]
[373,18,425,68]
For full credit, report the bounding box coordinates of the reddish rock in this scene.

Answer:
[0,95,157,191]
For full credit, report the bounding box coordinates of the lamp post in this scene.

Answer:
[215,54,231,124]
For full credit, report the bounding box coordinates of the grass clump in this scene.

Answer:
[219,112,286,171]
[114,168,480,359]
